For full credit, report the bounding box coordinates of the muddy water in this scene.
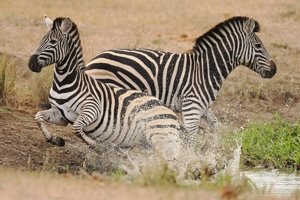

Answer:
[85,133,300,195]
[225,143,300,194]
[243,170,300,194]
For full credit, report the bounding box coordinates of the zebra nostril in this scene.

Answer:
[28,54,42,73]
[269,60,277,75]
[269,60,277,71]
[262,60,277,78]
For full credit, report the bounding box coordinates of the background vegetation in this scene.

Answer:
[0,56,16,106]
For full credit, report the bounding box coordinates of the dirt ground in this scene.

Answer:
[1,0,300,199]
[0,108,85,171]
[0,110,294,199]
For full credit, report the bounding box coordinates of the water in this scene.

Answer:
[221,138,300,195]
[222,140,300,195]
[243,170,300,194]
[82,129,300,195]
[122,143,300,196]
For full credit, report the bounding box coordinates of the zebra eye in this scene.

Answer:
[49,39,57,45]
[254,43,262,49]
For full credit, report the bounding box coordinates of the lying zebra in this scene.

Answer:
[85,16,277,146]
[28,16,183,170]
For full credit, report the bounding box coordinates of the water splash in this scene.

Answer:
[82,123,241,180]
[225,139,242,177]
[79,122,300,195]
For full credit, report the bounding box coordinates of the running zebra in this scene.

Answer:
[28,16,182,167]
[85,16,277,143]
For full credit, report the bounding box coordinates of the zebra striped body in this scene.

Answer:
[85,16,277,143]
[48,75,181,148]
[87,49,195,112]
[28,17,182,164]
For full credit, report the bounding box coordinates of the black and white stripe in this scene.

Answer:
[28,16,182,164]
[85,16,277,143]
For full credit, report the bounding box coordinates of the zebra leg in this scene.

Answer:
[146,129,182,173]
[181,99,203,149]
[202,108,219,128]
[152,136,181,162]
[35,107,68,146]
[72,107,98,148]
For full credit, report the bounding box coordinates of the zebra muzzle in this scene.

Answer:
[262,60,277,78]
[28,54,42,73]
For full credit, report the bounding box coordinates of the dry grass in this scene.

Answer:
[0,168,294,200]
[1,0,300,116]
[0,168,219,200]
[30,67,53,105]
[0,56,16,106]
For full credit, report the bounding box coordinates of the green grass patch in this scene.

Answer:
[110,169,127,182]
[240,114,300,172]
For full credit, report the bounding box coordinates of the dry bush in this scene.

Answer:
[0,56,16,106]
[30,66,53,106]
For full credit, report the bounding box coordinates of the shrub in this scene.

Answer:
[0,56,16,106]
[31,66,53,106]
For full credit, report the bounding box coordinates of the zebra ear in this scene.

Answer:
[44,15,53,30]
[243,18,256,34]
[60,17,73,34]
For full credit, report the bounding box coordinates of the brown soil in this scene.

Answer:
[0,108,86,172]
[0,109,294,200]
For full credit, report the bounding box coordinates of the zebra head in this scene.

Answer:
[28,16,77,73]
[239,18,277,78]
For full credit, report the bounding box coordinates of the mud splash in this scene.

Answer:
[82,130,299,195]
[83,125,239,180]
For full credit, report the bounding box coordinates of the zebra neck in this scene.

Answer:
[54,46,85,85]
[193,43,238,100]
[193,34,243,85]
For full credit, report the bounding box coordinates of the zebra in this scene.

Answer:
[85,16,277,145]
[28,16,183,169]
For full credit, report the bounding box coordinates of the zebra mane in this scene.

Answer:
[194,16,260,49]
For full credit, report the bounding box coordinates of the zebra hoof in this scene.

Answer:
[55,137,65,146]
[47,136,65,146]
